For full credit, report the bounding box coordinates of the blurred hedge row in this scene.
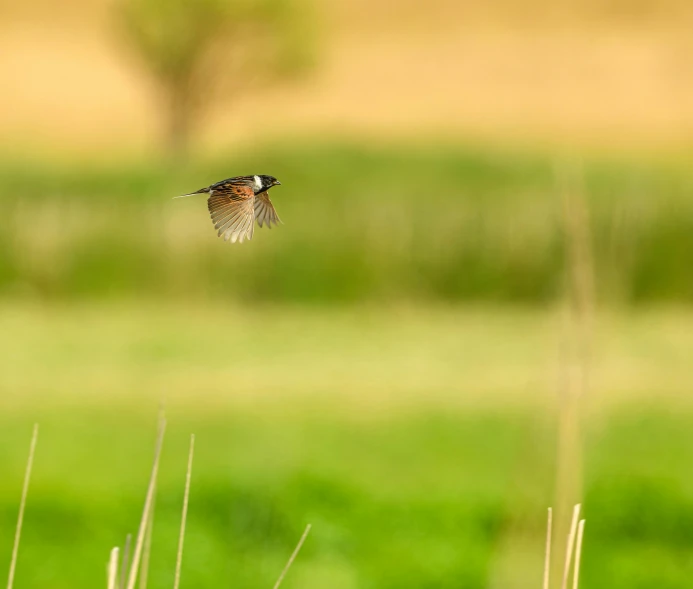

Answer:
[1,142,691,303]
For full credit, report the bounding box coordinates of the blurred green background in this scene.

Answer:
[1,145,693,303]
[2,0,693,588]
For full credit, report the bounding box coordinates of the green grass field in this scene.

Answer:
[1,139,692,587]
[2,304,693,589]
[1,141,692,304]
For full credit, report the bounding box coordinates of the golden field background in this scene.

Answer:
[1,0,693,154]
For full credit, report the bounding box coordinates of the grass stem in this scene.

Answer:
[173,434,195,589]
[126,415,167,589]
[542,507,552,589]
[6,423,39,589]
[560,504,581,589]
[119,535,131,589]
[272,524,312,589]
[108,547,120,589]
[572,520,586,589]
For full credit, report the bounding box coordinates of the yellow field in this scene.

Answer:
[1,1,693,154]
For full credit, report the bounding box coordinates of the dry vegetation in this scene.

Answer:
[7,417,595,589]
[5,418,312,589]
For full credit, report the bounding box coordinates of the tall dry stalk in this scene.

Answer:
[6,424,39,589]
[125,416,167,589]
[140,403,167,589]
[138,498,156,589]
[560,504,581,589]
[173,434,195,589]
[542,508,552,589]
[553,159,594,574]
[108,547,120,589]
[272,524,312,589]
[561,160,595,340]
[119,534,132,589]
[572,520,586,589]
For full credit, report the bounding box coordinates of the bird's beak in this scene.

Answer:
[275,180,281,186]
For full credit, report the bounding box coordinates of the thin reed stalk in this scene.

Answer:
[554,158,593,572]
[173,434,195,589]
[139,496,156,589]
[560,504,581,589]
[119,535,132,589]
[572,520,586,589]
[272,524,312,589]
[126,416,167,589]
[6,423,39,589]
[542,507,552,589]
[140,403,166,589]
[108,547,120,589]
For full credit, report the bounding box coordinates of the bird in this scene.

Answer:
[175,175,282,243]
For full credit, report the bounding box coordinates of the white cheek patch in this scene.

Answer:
[253,175,262,192]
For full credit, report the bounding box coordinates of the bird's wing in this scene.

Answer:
[254,191,282,228]
[207,183,256,243]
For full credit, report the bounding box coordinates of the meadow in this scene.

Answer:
[3,0,693,585]
[2,302,693,588]
[1,141,693,588]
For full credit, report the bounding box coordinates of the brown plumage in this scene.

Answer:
[176,174,282,243]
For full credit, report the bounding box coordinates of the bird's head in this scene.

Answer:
[259,175,281,190]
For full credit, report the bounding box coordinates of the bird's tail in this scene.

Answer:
[173,189,207,199]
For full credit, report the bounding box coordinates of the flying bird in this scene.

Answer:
[175,175,282,243]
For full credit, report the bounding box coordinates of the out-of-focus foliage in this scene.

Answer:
[0,142,692,304]
[117,0,315,156]
[3,404,693,589]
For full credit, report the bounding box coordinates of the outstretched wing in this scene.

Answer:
[254,191,282,228]
[207,182,256,243]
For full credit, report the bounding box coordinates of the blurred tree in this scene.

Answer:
[118,0,315,159]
